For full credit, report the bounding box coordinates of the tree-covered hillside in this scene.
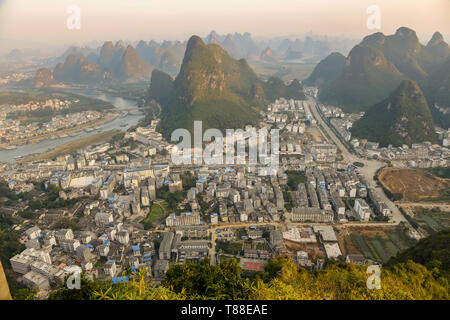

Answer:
[47,254,449,300]
[387,229,450,279]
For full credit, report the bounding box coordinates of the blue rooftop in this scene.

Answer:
[111,276,128,284]
[132,244,140,251]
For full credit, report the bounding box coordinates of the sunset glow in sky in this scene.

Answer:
[0,0,449,44]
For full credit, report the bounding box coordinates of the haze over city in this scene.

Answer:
[0,0,449,47]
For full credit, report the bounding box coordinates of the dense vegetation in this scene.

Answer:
[387,229,450,279]
[45,231,450,300]
[425,167,450,179]
[351,80,437,146]
[155,36,306,138]
[262,77,306,102]
[46,255,449,300]
[425,58,450,129]
[0,210,25,297]
[302,52,346,87]
[0,212,23,269]
[147,69,174,106]
[285,170,307,191]
[319,45,404,112]
[317,27,450,121]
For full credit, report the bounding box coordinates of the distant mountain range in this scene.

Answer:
[308,27,450,129]
[151,36,306,138]
[351,80,437,147]
[31,39,185,86]
[52,42,154,84]
[27,30,358,87]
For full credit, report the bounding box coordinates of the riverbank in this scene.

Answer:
[0,111,119,150]
[17,129,120,163]
[0,90,143,163]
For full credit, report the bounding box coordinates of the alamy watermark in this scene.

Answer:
[171,121,279,175]
[366,265,381,290]
[66,271,81,290]
[366,5,381,30]
[66,5,81,30]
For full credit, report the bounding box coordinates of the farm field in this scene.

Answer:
[411,207,450,236]
[347,226,417,264]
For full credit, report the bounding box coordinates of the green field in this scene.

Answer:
[351,228,417,264]
[141,202,168,229]
[412,207,450,234]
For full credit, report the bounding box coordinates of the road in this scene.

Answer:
[305,96,408,225]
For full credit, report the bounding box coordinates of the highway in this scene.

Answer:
[305,96,408,226]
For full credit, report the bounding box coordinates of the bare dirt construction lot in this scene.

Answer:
[305,127,323,142]
[378,168,449,202]
[284,240,325,260]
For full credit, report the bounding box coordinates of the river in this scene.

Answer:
[0,88,145,163]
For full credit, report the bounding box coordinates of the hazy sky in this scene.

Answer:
[0,0,449,45]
